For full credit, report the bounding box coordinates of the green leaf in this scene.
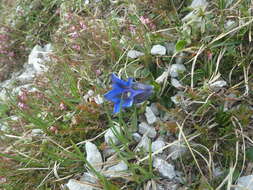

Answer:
[175,40,187,52]
[246,148,253,162]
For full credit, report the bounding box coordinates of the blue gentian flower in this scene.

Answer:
[104,73,153,113]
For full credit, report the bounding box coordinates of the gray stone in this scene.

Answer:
[175,53,185,65]
[151,45,166,55]
[164,42,175,55]
[150,103,159,116]
[103,161,128,177]
[152,139,166,153]
[190,0,208,9]
[85,142,103,171]
[225,20,236,30]
[182,0,208,23]
[169,64,186,78]
[31,129,44,137]
[153,157,176,179]
[171,78,184,89]
[127,50,144,59]
[145,107,157,124]
[235,175,253,190]
[138,122,157,138]
[168,142,187,160]
[170,92,185,105]
[213,167,223,177]
[94,95,103,105]
[66,179,94,190]
[137,136,151,152]
[104,125,121,145]
[80,172,97,184]
[132,132,142,142]
[209,80,227,91]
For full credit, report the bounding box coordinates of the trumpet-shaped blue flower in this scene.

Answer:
[104,73,153,113]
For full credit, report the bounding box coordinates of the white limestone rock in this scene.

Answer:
[85,142,103,171]
[235,175,253,190]
[165,42,175,55]
[182,0,208,23]
[168,142,187,160]
[136,136,150,152]
[150,103,159,116]
[127,50,144,59]
[31,129,44,137]
[66,179,93,190]
[169,64,186,78]
[145,107,157,124]
[209,80,227,91]
[153,157,176,179]
[103,161,128,177]
[104,125,121,145]
[171,78,184,89]
[151,139,166,153]
[190,0,208,9]
[132,132,142,142]
[151,45,166,55]
[94,95,104,105]
[138,122,157,138]
[80,172,98,184]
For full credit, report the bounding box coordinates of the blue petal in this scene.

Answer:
[129,89,144,98]
[113,102,121,114]
[104,88,123,102]
[122,98,133,107]
[111,73,133,87]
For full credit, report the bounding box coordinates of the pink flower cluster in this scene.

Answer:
[17,89,29,110]
[0,28,15,59]
[65,13,88,52]
[140,16,156,30]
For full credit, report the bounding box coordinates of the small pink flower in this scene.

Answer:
[49,126,58,134]
[72,44,81,51]
[129,25,136,34]
[140,16,156,29]
[55,8,60,15]
[18,102,29,110]
[70,32,80,39]
[65,12,73,20]
[69,25,76,32]
[79,21,87,30]
[59,102,67,110]
[207,51,212,60]
[149,22,156,30]
[19,93,27,102]
[95,69,101,76]
[140,16,150,25]
[8,52,15,57]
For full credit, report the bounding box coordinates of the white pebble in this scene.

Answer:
[235,175,253,190]
[85,142,103,172]
[171,78,184,89]
[151,45,166,55]
[151,139,165,153]
[104,125,121,145]
[145,107,157,124]
[169,64,186,78]
[127,50,144,59]
[103,161,128,177]
[138,122,157,138]
[153,157,176,179]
